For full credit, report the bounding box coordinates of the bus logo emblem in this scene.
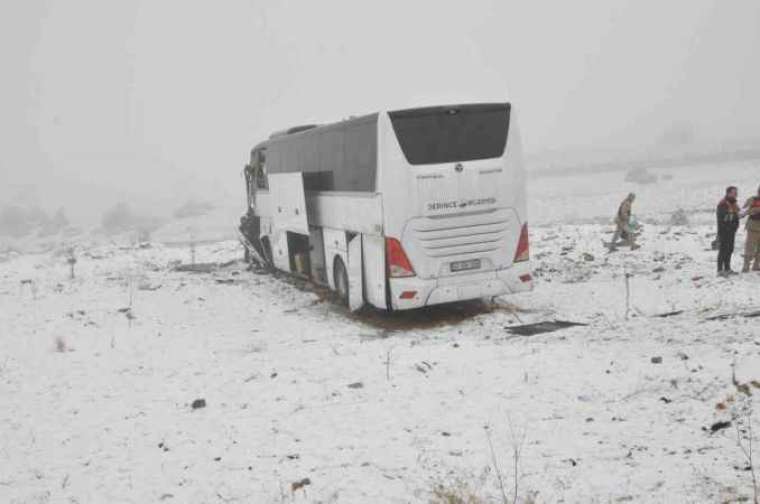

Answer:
[454,163,464,173]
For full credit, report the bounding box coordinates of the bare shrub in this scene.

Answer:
[735,407,758,504]
[731,366,759,504]
[426,419,536,504]
[485,420,529,504]
[66,247,77,279]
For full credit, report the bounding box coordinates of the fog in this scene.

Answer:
[2,0,759,224]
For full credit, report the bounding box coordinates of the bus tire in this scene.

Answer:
[333,256,349,306]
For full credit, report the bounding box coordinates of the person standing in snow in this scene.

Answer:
[611,193,638,249]
[741,184,760,272]
[716,186,741,275]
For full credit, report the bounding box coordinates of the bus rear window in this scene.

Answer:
[389,103,510,165]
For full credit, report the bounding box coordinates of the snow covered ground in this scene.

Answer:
[2,161,760,503]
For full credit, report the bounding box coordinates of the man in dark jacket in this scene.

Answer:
[717,186,741,275]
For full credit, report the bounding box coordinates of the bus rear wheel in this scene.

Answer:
[333,257,349,306]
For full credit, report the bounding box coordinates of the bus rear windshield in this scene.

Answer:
[389,103,510,165]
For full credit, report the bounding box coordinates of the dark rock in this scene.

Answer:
[651,356,663,364]
[655,310,683,318]
[709,420,731,433]
[291,478,311,492]
[174,263,218,273]
[191,398,206,409]
[347,382,364,389]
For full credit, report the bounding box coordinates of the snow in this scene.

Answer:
[2,161,760,503]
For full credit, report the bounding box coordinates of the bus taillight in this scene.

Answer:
[514,223,529,263]
[386,238,416,278]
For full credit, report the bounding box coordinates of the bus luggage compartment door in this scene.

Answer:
[269,172,309,235]
[347,234,364,312]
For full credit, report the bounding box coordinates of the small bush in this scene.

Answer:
[670,208,689,226]
[101,202,137,232]
[624,167,658,185]
[0,206,29,237]
[0,205,53,237]
[54,337,67,353]
[40,207,69,236]
[173,199,215,219]
[101,202,161,235]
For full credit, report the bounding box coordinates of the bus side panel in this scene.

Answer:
[508,115,528,225]
[269,173,309,235]
[362,234,387,309]
[306,192,383,236]
[376,113,407,243]
[323,227,347,290]
[347,234,364,311]
[252,192,272,218]
[271,229,290,272]
[309,226,327,285]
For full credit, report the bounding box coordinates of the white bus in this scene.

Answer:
[239,102,532,311]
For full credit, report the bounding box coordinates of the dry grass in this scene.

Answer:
[430,481,485,504]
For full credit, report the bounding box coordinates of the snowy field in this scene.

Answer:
[2,161,760,503]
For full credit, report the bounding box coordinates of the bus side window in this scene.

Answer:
[244,162,255,209]
[342,121,376,191]
[255,149,269,190]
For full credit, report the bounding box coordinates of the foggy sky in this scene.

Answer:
[2,0,759,222]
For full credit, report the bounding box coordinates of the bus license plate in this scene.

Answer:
[450,259,481,272]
